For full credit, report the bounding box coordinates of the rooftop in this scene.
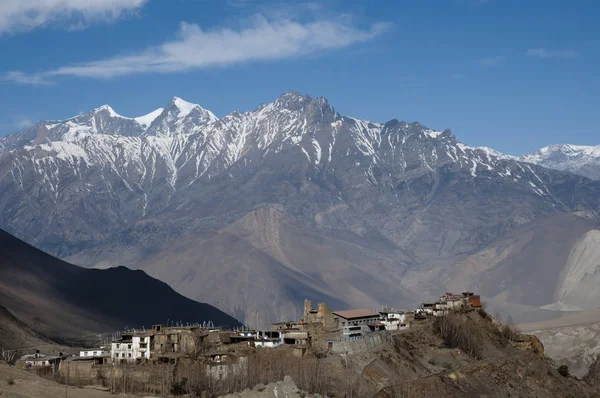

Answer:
[333,309,380,319]
[19,355,63,362]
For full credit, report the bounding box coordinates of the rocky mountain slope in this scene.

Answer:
[0,228,241,341]
[521,308,600,378]
[0,304,50,350]
[520,144,600,180]
[0,91,599,326]
[218,310,600,397]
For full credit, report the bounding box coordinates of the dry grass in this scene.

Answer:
[51,350,358,397]
[177,350,359,397]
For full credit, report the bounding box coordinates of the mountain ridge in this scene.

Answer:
[0,91,599,326]
[0,227,241,340]
[2,91,596,181]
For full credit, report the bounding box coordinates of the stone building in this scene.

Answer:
[302,299,336,329]
[203,353,248,381]
[151,324,207,357]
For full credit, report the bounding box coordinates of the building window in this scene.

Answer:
[128,344,132,349]
[128,353,132,357]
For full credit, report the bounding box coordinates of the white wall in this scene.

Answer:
[252,340,282,348]
[132,336,151,360]
[79,350,109,357]
[206,357,248,380]
[111,336,150,363]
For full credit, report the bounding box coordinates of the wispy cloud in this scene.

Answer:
[527,48,578,58]
[0,0,147,35]
[3,71,54,86]
[14,118,34,129]
[480,55,506,67]
[2,15,391,85]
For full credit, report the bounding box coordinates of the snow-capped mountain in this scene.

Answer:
[0,91,558,193]
[520,144,600,180]
[145,97,217,137]
[0,91,599,326]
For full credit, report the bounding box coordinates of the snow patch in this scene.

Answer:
[423,129,443,138]
[135,108,164,128]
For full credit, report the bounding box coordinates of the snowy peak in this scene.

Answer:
[522,144,600,162]
[168,96,217,121]
[144,97,218,137]
[520,144,600,180]
[92,105,125,119]
[170,97,200,118]
[270,91,333,113]
[252,91,336,127]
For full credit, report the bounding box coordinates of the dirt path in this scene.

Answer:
[0,364,151,398]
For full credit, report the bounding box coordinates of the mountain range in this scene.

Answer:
[520,144,600,181]
[0,91,599,327]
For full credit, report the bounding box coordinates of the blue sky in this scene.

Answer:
[0,0,598,155]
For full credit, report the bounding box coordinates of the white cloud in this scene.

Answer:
[3,71,54,85]
[527,48,577,58]
[3,15,390,84]
[0,0,147,34]
[480,55,506,67]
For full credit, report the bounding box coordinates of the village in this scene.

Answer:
[8,291,482,394]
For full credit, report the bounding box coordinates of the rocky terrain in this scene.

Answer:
[521,308,600,378]
[209,310,600,397]
[0,304,50,351]
[1,91,599,326]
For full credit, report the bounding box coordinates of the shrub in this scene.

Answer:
[500,316,520,341]
[477,302,489,320]
[7,377,15,385]
[558,365,570,378]
[170,377,188,396]
[433,312,483,359]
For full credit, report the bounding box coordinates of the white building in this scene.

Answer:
[380,310,409,330]
[342,324,367,339]
[248,330,284,348]
[333,309,381,338]
[18,353,63,368]
[111,334,151,363]
[79,348,109,358]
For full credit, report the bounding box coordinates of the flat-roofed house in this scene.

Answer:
[333,309,380,338]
